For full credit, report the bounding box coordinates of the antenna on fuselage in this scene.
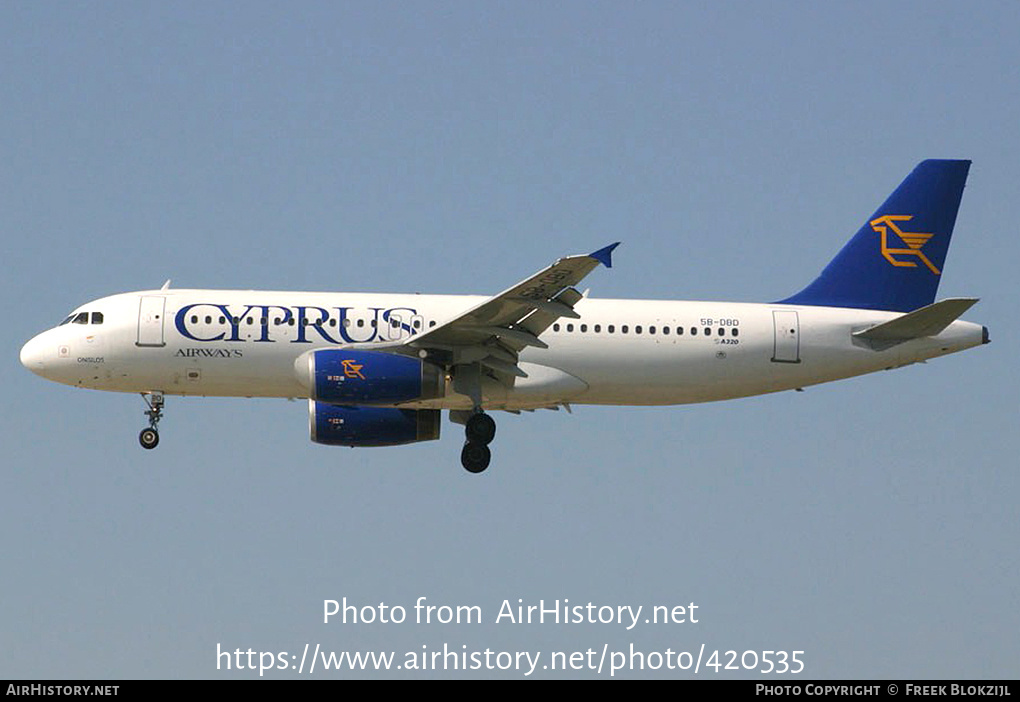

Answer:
[160,280,172,290]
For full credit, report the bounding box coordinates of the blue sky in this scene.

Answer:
[2,2,1017,679]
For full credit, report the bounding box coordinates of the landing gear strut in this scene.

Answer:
[461,411,495,473]
[139,392,164,450]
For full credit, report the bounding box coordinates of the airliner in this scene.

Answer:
[20,160,988,473]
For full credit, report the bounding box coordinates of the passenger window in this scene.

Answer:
[580,324,587,332]
[608,325,615,334]
[663,326,669,335]
[636,325,642,334]
[594,324,601,333]
[703,327,711,336]
[718,327,725,336]
[622,325,629,334]
[649,326,656,334]
[357,319,364,328]
[567,324,574,332]
[191,315,199,324]
[91,312,104,325]
[732,328,739,337]
[554,323,560,331]
[690,327,697,335]
[676,327,683,335]
[205,316,212,324]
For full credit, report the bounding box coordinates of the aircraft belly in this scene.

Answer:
[96,344,305,397]
[500,363,588,406]
[174,352,304,397]
[526,340,778,405]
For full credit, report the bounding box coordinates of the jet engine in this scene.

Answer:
[296,349,445,404]
[309,402,441,446]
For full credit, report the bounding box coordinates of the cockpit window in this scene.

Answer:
[60,311,103,325]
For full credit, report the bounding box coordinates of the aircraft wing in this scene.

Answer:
[405,243,619,379]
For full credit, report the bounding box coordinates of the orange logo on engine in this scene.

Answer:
[870,215,940,275]
[341,359,365,379]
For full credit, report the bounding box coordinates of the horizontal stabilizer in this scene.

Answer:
[853,298,978,342]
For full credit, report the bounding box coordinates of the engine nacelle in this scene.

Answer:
[296,349,444,405]
[310,402,441,447]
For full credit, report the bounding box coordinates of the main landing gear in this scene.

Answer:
[461,411,496,474]
[139,392,164,450]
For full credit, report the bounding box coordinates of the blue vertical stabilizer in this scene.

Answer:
[779,160,970,312]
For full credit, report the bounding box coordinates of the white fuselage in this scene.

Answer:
[20,289,985,410]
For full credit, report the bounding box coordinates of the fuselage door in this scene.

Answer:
[771,310,800,363]
[137,296,166,347]
[386,313,414,341]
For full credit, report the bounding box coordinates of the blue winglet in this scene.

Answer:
[590,242,620,268]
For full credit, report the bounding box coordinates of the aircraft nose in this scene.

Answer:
[20,334,48,375]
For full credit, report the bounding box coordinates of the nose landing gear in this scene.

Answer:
[461,411,496,473]
[139,392,164,450]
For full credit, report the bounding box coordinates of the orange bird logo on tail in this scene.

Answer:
[870,215,941,275]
